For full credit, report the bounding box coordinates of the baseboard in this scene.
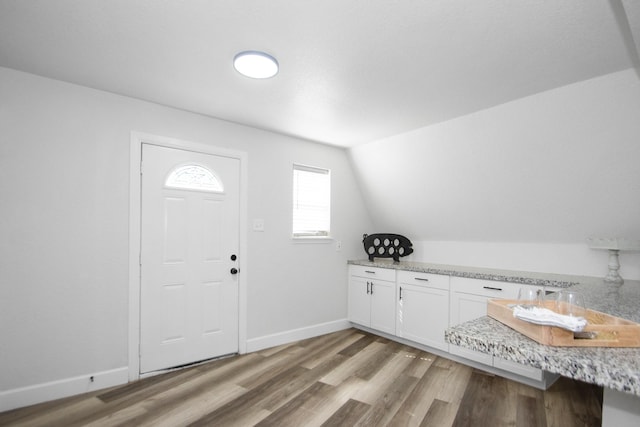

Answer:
[0,367,129,412]
[246,319,351,353]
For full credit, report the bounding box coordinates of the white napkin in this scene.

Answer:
[512,305,587,332]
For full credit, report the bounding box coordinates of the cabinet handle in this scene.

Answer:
[483,286,503,291]
[399,286,403,300]
[366,281,370,294]
[370,282,374,294]
[364,270,376,274]
[415,277,429,282]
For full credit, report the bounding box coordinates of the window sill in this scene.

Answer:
[292,236,334,244]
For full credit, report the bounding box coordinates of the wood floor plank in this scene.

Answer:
[296,328,359,349]
[188,349,350,426]
[74,353,263,426]
[355,373,419,426]
[258,353,348,412]
[97,364,202,403]
[87,372,249,427]
[299,330,365,370]
[484,371,518,426]
[388,362,462,427]
[320,398,371,427]
[433,357,473,406]
[544,376,602,427]
[254,381,335,426]
[294,328,360,361]
[319,341,386,386]
[0,388,109,426]
[254,341,297,358]
[402,351,437,379]
[235,346,306,389]
[187,365,310,426]
[337,332,378,357]
[1,396,107,427]
[238,328,359,391]
[351,340,408,382]
[309,375,372,426]
[451,370,500,427]
[133,384,248,427]
[419,398,456,427]
[517,394,548,427]
[351,348,419,404]
[568,380,602,427]
[83,401,149,427]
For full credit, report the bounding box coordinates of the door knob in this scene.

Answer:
[230,268,239,275]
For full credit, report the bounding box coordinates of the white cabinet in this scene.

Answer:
[449,276,546,380]
[348,266,396,335]
[348,274,372,327]
[396,271,450,351]
[449,290,495,364]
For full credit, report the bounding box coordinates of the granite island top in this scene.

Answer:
[445,277,640,396]
[348,259,588,288]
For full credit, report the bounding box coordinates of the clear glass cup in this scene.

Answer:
[555,290,586,317]
[517,287,543,307]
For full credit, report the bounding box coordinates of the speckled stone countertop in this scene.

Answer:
[445,277,640,396]
[348,259,586,288]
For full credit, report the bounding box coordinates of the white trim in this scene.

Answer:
[292,237,334,244]
[0,367,128,412]
[245,319,351,353]
[128,131,249,383]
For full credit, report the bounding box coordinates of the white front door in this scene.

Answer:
[140,143,240,374]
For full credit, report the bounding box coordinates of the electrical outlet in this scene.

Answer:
[253,219,265,232]
[336,240,342,251]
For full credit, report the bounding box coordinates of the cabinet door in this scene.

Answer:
[449,291,493,365]
[397,284,449,351]
[369,279,396,334]
[348,275,371,327]
[450,291,490,326]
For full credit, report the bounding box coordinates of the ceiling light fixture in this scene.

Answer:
[233,51,279,79]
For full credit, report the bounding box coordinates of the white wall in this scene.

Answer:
[349,69,640,279]
[0,66,372,404]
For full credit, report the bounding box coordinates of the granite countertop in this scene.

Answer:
[348,259,588,288]
[446,277,640,396]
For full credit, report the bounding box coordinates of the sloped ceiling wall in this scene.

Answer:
[348,69,640,249]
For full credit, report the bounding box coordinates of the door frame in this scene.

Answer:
[128,131,248,381]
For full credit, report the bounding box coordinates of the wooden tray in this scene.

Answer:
[487,299,640,347]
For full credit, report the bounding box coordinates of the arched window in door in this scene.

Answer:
[165,164,224,192]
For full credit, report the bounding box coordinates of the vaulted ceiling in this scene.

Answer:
[1,0,639,147]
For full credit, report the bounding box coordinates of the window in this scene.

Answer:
[292,164,331,238]
[165,164,223,192]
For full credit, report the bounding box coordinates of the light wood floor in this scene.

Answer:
[0,328,602,426]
